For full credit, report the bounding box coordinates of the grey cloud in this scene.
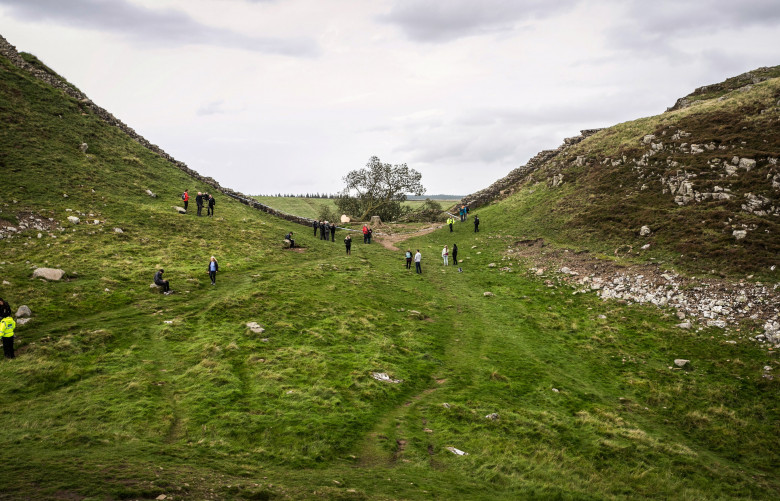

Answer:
[607,0,780,58]
[378,0,580,42]
[0,0,318,56]
[196,100,247,116]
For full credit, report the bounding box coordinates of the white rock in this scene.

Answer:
[246,322,265,334]
[733,230,747,240]
[445,446,468,456]
[371,372,402,383]
[67,216,80,224]
[738,158,756,171]
[676,322,692,330]
[114,228,123,233]
[483,292,494,297]
[15,305,31,318]
[17,317,31,326]
[146,189,157,198]
[32,268,65,281]
[485,413,499,420]
[640,225,651,236]
[674,359,690,368]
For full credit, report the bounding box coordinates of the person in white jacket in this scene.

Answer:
[442,245,449,266]
[414,250,422,274]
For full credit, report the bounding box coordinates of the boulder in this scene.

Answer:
[16,317,31,326]
[67,216,80,224]
[15,305,31,318]
[33,268,65,281]
[674,359,690,368]
[283,239,292,249]
[246,322,265,334]
[738,158,756,171]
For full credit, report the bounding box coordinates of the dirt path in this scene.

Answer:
[374,223,442,251]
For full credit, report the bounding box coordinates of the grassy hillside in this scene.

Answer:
[466,68,780,280]
[0,49,778,500]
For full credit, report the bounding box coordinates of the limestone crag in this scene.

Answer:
[0,35,320,231]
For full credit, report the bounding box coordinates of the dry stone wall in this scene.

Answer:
[0,34,317,230]
[460,129,602,209]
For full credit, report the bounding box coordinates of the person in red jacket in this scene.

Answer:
[182,189,189,213]
[362,224,369,244]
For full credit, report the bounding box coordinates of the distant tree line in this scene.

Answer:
[258,193,339,198]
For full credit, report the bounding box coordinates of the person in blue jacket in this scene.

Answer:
[208,256,219,285]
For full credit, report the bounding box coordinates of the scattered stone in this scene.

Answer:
[32,268,65,281]
[641,243,650,250]
[156,495,167,501]
[442,403,451,409]
[707,319,727,328]
[2,281,9,285]
[79,143,88,153]
[15,305,31,318]
[146,189,157,198]
[371,372,402,384]
[483,292,494,297]
[598,315,607,320]
[445,446,468,456]
[639,225,651,236]
[559,266,577,275]
[173,206,186,214]
[674,359,690,368]
[67,216,80,224]
[485,413,499,421]
[676,322,692,330]
[283,239,292,249]
[733,230,747,240]
[114,227,123,233]
[488,263,496,268]
[738,158,756,171]
[16,317,31,326]
[246,322,265,334]
[551,388,559,393]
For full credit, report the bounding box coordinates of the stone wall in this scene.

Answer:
[460,129,603,209]
[0,34,318,230]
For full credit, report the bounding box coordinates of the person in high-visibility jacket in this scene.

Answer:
[1,315,16,359]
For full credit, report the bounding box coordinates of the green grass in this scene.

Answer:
[0,52,778,500]
[252,196,460,221]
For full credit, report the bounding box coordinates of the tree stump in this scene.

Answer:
[370,215,382,227]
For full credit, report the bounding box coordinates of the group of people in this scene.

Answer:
[153,256,220,295]
[313,220,338,242]
[0,297,16,359]
[404,249,423,273]
[447,213,480,232]
[182,189,216,217]
[362,224,373,244]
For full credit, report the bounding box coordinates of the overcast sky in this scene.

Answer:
[1,0,779,196]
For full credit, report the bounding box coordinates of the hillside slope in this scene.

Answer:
[0,37,778,500]
[463,67,780,278]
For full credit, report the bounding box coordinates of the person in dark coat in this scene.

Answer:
[324,221,330,241]
[452,244,458,264]
[0,297,10,319]
[207,195,215,216]
[474,215,480,232]
[367,227,373,244]
[320,221,326,240]
[330,222,336,242]
[195,192,204,216]
[154,269,170,293]
[285,231,295,248]
[207,256,219,285]
[313,220,318,236]
[344,234,352,255]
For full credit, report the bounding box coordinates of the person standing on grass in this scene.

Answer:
[324,221,330,241]
[474,215,480,232]
[367,227,373,244]
[196,192,204,216]
[208,256,219,285]
[207,194,215,216]
[344,234,352,255]
[442,245,449,266]
[448,217,454,232]
[1,313,15,359]
[330,222,336,242]
[362,224,369,243]
[452,244,458,264]
[154,268,170,294]
[405,249,412,270]
[0,297,10,319]
[414,249,422,274]
[320,221,327,240]
[313,219,318,236]
[182,189,189,213]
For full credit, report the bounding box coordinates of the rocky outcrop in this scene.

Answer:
[460,129,603,209]
[0,34,320,230]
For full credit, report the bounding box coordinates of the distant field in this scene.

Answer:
[252,196,460,220]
